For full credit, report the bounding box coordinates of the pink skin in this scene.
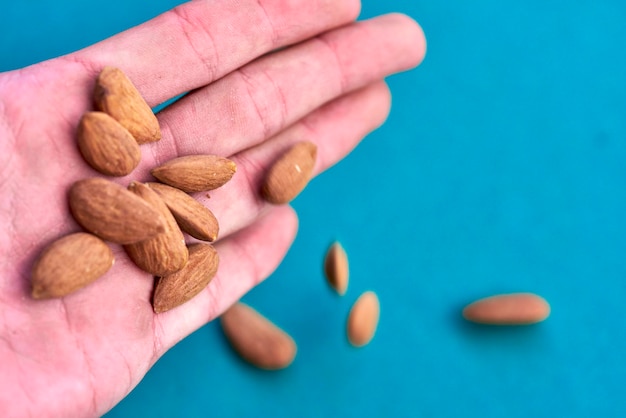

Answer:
[0,0,426,416]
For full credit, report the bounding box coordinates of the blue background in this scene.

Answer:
[2,1,625,417]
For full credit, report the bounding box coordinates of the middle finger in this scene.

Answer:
[147,14,425,165]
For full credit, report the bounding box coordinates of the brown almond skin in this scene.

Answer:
[462,293,550,325]
[261,141,317,204]
[69,178,166,244]
[124,182,189,276]
[347,291,380,347]
[152,243,219,313]
[32,233,114,299]
[324,241,349,295]
[151,155,237,193]
[93,66,161,144]
[77,111,141,176]
[220,302,297,370]
[147,182,219,241]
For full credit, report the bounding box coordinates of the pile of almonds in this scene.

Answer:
[32,67,235,313]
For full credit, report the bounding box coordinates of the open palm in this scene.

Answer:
[0,0,425,416]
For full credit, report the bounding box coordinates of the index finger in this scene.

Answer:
[71,0,361,106]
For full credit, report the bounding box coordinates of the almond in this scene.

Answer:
[77,111,141,176]
[124,182,188,276]
[261,141,317,204]
[220,302,297,370]
[151,155,237,193]
[93,66,161,144]
[323,241,349,295]
[69,178,165,244]
[31,233,114,299]
[347,291,380,347]
[462,293,550,325]
[147,182,219,241]
[152,243,219,313]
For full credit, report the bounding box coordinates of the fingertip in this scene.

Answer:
[381,13,428,68]
[343,81,392,132]
[345,0,363,21]
[369,81,393,128]
[405,15,427,66]
[410,17,428,66]
[268,204,300,244]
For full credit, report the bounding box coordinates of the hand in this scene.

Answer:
[0,0,425,416]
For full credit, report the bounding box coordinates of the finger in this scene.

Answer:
[189,81,391,242]
[72,0,361,106]
[152,13,425,159]
[155,204,298,352]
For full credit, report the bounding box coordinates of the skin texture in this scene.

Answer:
[0,0,426,416]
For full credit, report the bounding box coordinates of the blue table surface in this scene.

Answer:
[2,1,625,417]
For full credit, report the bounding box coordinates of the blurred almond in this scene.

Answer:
[93,66,161,144]
[347,291,380,347]
[124,182,188,276]
[220,302,297,370]
[261,141,317,204]
[324,241,349,295]
[31,233,114,299]
[77,111,141,176]
[152,243,219,313]
[151,155,237,193]
[147,182,219,241]
[69,178,165,244]
[462,293,550,325]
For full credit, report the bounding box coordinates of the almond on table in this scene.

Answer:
[462,293,550,325]
[347,291,380,347]
[324,241,349,296]
[220,302,297,370]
